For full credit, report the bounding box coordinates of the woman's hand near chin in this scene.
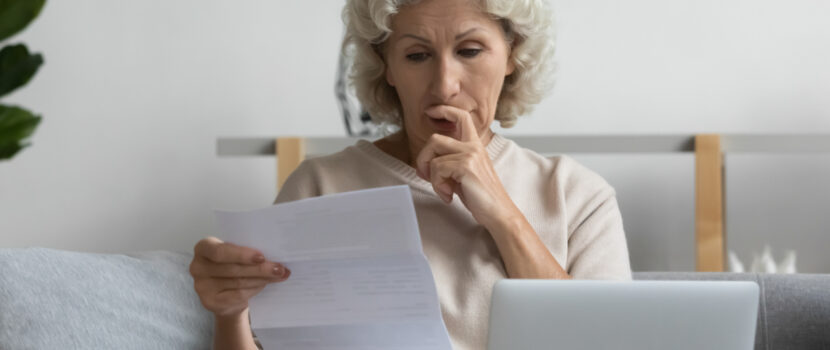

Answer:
[414,106,571,280]
[414,104,522,230]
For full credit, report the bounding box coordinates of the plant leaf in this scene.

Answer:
[0,104,41,160]
[0,0,46,42]
[0,43,43,98]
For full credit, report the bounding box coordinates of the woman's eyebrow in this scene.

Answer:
[400,33,431,44]
[398,28,482,44]
[454,28,480,40]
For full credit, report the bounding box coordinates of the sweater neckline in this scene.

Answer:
[353,133,511,191]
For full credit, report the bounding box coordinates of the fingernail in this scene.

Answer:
[253,254,265,263]
[438,191,449,203]
[437,183,452,198]
[273,266,283,276]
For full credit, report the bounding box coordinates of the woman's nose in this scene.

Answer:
[429,55,461,102]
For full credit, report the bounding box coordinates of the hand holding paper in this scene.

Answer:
[189,236,291,317]
[214,185,453,350]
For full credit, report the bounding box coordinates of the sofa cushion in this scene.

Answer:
[0,247,213,349]
[2,248,826,350]
[634,272,830,350]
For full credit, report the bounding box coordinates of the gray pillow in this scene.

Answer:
[0,247,213,349]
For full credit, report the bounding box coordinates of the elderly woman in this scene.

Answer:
[190,0,632,349]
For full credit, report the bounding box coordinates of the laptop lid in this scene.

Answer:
[487,280,759,350]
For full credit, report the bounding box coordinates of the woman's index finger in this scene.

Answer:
[456,109,479,143]
[428,105,480,143]
[202,241,264,265]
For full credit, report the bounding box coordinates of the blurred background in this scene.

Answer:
[1,0,828,272]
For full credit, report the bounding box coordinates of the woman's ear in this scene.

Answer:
[386,66,396,87]
[505,42,516,76]
[375,43,396,87]
[505,58,516,76]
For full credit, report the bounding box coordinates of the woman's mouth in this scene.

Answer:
[428,117,457,132]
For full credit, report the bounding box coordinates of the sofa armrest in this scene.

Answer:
[0,247,213,349]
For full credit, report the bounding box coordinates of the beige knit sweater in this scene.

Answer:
[272,133,632,350]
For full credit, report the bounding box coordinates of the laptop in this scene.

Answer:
[487,279,759,350]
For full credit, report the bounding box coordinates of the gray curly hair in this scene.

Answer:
[341,0,556,128]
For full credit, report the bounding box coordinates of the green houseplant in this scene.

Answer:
[0,0,46,161]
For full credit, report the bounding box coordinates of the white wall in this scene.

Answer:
[2,0,828,272]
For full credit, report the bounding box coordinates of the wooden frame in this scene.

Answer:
[694,135,724,272]
[276,138,305,190]
[270,135,726,272]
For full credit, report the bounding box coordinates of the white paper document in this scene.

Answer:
[214,185,453,350]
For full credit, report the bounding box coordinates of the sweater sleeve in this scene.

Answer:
[565,185,633,280]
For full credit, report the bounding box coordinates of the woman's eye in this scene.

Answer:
[458,48,482,58]
[405,52,429,62]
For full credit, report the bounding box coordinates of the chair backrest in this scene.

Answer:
[276,138,306,189]
[271,134,725,271]
[217,133,830,272]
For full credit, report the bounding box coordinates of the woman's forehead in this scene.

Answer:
[391,23,494,42]
[389,1,500,43]
[393,0,488,24]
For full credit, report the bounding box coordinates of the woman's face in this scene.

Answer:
[383,0,514,145]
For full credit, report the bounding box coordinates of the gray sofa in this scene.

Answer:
[634,271,830,349]
[1,247,828,349]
